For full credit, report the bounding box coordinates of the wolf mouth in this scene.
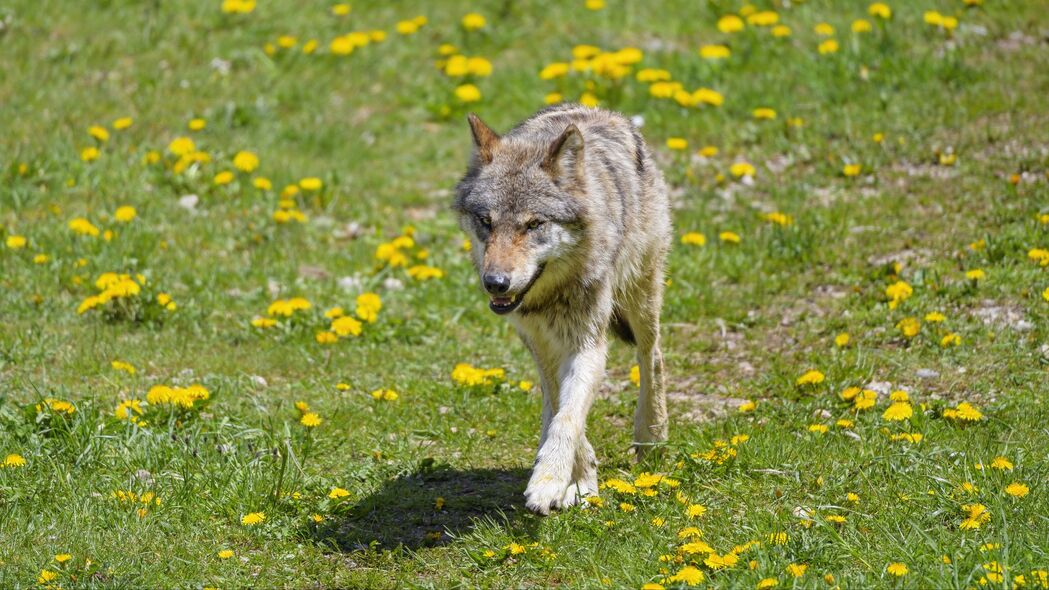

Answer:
[488,265,545,315]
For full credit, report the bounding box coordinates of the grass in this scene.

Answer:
[1,0,1048,588]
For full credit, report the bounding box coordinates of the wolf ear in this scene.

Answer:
[543,124,584,182]
[467,113,500,164]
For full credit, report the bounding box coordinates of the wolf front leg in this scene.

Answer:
[524,342,606,515]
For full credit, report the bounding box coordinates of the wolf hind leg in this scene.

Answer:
[625,268,668,460]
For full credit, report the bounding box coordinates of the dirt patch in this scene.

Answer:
[667,375,747,423]
[970,299,1033,331]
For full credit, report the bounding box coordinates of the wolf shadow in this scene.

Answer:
[311,464,536,552]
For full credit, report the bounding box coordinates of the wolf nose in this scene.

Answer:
[482,273,511,294]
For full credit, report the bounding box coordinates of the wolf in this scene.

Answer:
[453,103,672,515]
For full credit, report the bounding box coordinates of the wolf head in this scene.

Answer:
[454,113,587,315]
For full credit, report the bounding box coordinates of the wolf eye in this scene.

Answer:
[526,219,544,231]
[477,215,492,230]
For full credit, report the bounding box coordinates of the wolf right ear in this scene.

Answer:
[542,124,584,183]
[467,113,500,165]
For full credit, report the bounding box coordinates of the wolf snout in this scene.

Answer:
[482,272,511,295]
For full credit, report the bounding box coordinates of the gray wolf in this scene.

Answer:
[453,103,672,514]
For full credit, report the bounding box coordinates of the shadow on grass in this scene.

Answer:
[313,464,536,552]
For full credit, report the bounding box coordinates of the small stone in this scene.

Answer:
[865,380,892,396]
[178,194,199,211]
[338,275,363,291]
[916,368,940,379]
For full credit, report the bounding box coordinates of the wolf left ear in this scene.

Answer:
[467,113,500,164]
[543,124,584,182]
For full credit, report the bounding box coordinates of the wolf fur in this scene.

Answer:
[453,103,671,515]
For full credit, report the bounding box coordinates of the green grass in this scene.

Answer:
[2,0,1049,588]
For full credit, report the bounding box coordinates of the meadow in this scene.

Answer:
[1,0,1048,588]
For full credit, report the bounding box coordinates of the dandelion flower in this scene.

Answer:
[852,19,873,33]
[167,136,195,156]
[111,360,136,375]
[990,456,1013,470]
[300,413,322,428]
[218,550,234,559]
[896,317,920,338]
[944,401,983,422]
[885,280,913,308]
[461,13,486,30]
[3,453,27,468]
[114,206,137,223]
[328,487,351,499]
[667,566,704,586]
[730,162,755,178]
[887,563,909,576]
[233,151,259,172]
[818,39,839,54]
[241,512,266,525]
[666,137,688,151]
[455,84,482,103]
[539,62,570,80]
[959,503,990,529]
[717,15,744,33]
[221,0,255,14]
[786,563,808,578]
[795,369,825,386]
[355,292,382,323]
[747,11,779,27]
[299,177,323,191]
[883,402,913,421]
[681,232,706,246]
[869,3,892,19]
[1004,482,1029,498]
[686,504,707,518]
[699,44,730,60]
[719,231,741,244]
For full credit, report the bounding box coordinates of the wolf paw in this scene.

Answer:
[524,473,571,515]
[631,440,667,463]
[560,481,598,508]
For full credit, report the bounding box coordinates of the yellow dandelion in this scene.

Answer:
[241,512,266,525]
[887,562,909,576]
[795,369,825,386]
